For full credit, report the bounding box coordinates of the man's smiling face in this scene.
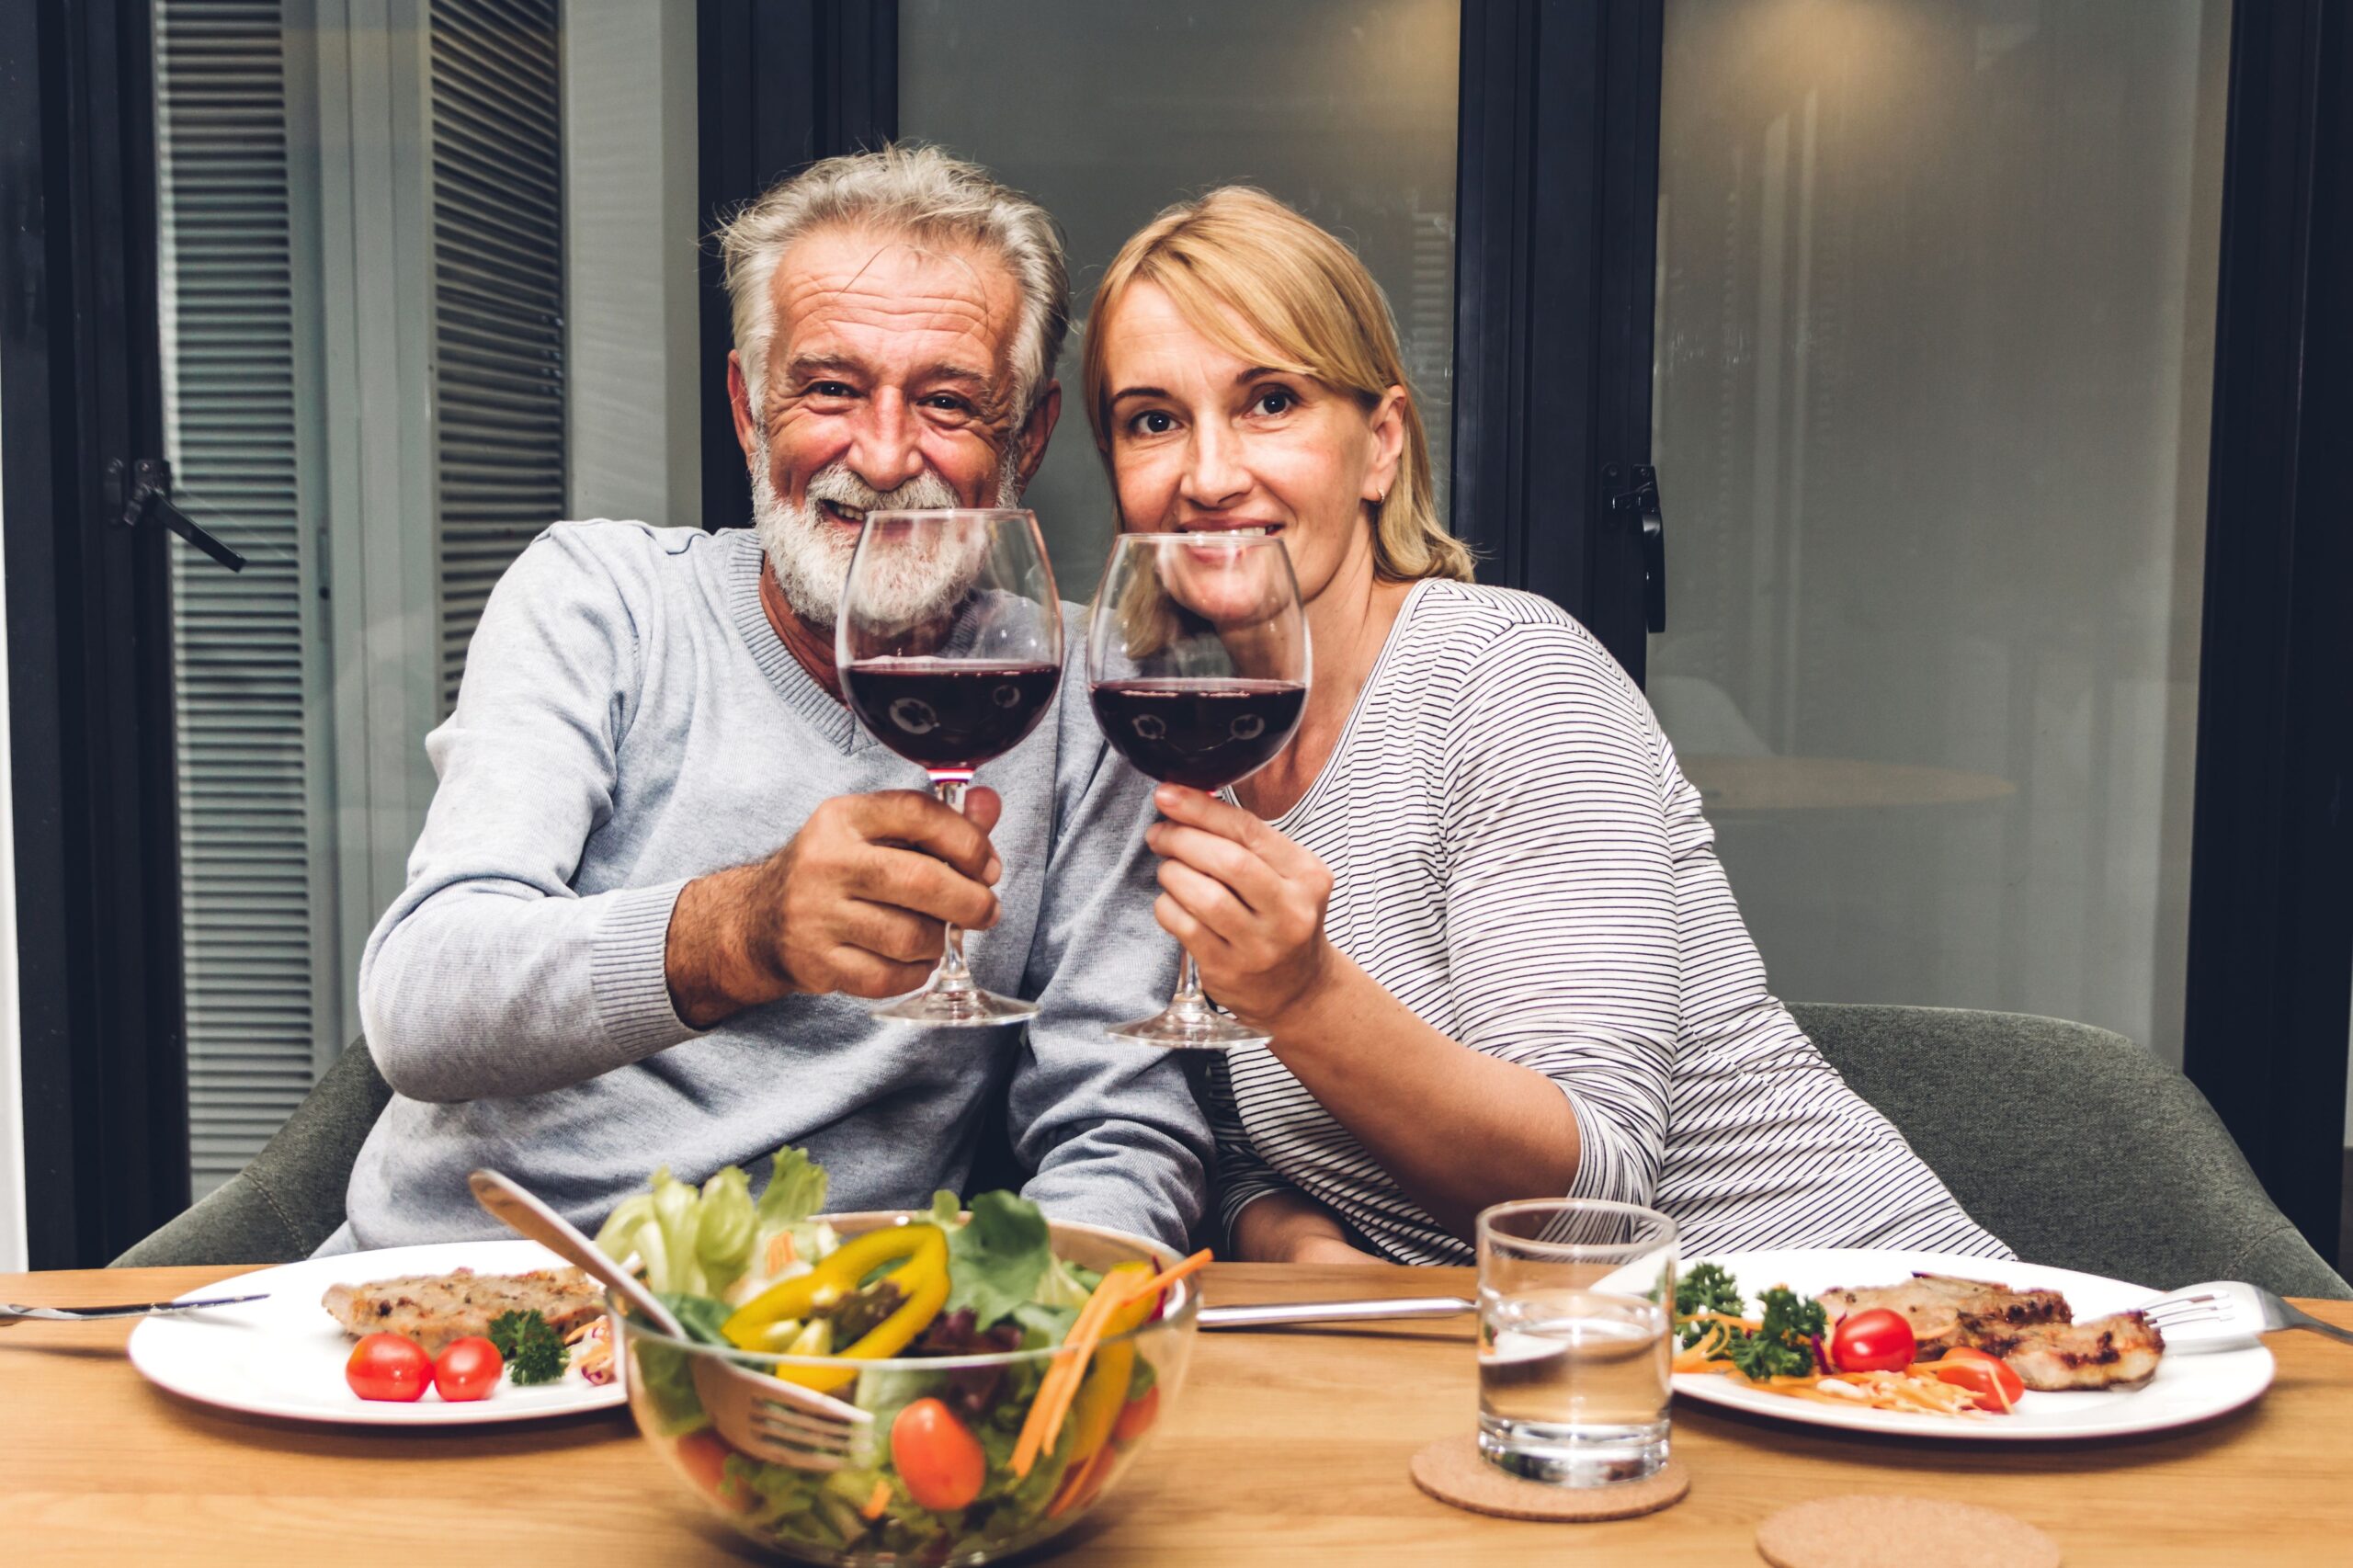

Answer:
[730,227,1053,625]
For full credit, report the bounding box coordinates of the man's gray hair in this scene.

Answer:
[718,144,1070,430]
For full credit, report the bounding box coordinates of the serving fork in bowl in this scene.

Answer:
[2141,1279,2353,1352]
[468,1168,872,1470]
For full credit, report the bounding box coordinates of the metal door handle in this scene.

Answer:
[1608,463,1665,633]
[107,456,246,572]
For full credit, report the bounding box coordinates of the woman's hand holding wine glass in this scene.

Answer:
[1142,784,1339,1031]
[1086,530,1312,1049]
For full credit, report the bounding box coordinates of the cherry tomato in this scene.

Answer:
[1111,1383,1160,1445]
[1930,1346,2025,1412]
[431,1335,504,1402]
[346,1333,432,1402]
[673,1428,755,1512]
[891,1396,986,1511]
[1828,1308,1916,1373]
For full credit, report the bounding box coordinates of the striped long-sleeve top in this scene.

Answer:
[1204,579,2012,1267]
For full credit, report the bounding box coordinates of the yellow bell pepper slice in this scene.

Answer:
[722,1221,949,1392]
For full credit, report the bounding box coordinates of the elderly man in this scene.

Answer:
[324,147,1208,1254]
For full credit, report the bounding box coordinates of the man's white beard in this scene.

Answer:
[751,450,1023,627]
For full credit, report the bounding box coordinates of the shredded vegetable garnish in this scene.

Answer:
[1673,1267,2001,1420]
[564,1316,615,1387]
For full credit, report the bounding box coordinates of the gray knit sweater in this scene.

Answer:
[326,521,1209,1254]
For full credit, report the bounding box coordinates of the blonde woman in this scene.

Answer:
[1086,187,2009,1266]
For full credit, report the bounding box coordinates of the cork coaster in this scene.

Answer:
[1756,1496,2061,1568]
[1408,1432,1690,1521]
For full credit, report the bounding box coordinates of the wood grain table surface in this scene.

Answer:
[6,1261,2350,1566]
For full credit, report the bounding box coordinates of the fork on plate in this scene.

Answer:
[468,1168,872,1471]
[2140,1279,2353,1352]
[1,1294,269,1322]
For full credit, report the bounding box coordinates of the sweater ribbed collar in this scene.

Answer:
[720,528,870,754]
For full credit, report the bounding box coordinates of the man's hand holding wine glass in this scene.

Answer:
[664,788,1006,1028]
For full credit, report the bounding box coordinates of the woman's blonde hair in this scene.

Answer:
[1081,187,1474,585]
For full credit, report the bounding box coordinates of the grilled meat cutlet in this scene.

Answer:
[1816,1273,2071,1357]
[1960,1312,2166,1391]
[321,1267,605,1356]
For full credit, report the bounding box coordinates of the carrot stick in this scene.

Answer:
[1039,1278,1141,1452]
[1132,1247,1212,1306]
[860,1477,892,1520]
[763,1231,797,1278]
[1012,1251,1211,1478]
[1011,1273,1138,1476]
[1046,1447,1104,1519]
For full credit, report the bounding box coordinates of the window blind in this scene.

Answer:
[156,0,326,1196]
[428,0,567,714]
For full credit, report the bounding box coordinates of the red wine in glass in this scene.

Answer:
[844,659,1062,779]
[1087,679,1308,792]
[1084,531,1310,1050]
[835,509,1063,1026]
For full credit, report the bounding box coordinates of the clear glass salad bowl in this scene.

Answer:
[616,1212,1199,1566]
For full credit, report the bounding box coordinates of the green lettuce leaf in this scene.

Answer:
[593,1190,656,1267]
[1008,1301,1077,1349]
[649,1166,710,1297]
[756,1145,828,1227]
[696,1165,756,1295]
[1029,1255,1097,1312]
[655,1290,735,1346]
[944,1190,1051,1328]
[632,1336,710,1437]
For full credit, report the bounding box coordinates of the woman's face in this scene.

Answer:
[1098,281,1403,609]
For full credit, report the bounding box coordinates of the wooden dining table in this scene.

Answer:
[6,1259,2350,1565]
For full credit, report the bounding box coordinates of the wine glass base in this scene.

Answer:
[870,986,1039,1028]
[1107,1003,1269,1051]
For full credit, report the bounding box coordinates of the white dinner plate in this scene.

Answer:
[128,1239,626,1426]
[1666,1247,2273,1441]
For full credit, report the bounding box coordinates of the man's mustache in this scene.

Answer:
[800,463,962,521]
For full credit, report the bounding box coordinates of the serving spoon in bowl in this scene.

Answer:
[468,1168,872,1470]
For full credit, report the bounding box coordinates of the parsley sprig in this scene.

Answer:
[487,1310,570,1385]
[1724,1285,1826,1381]
[1674,1262,1745,1347]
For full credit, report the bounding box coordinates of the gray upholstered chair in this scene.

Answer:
[1790,1003,2351,1299]
[111,1037,392,1267]
[114,1008,2352,1302]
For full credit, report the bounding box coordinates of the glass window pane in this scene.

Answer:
[1648,0,2231,1064]
[153,0,697,1195]
[900,0,1461,595]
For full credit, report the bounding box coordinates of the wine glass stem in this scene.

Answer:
[1171,949,1208,1011]
[931,776,975,989]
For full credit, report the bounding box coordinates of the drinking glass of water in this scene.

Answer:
[1476,1199,1678,1486]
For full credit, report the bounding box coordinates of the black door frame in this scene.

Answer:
[1,0,191,1268]
[695,0,899,534]
[2179,0,2353,1257]
[1451,0,1663,684]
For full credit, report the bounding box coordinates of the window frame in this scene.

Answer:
[2,0,193,1267]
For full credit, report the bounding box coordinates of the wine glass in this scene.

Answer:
[1086,531,1311,1049]
[836,509,1063,1026]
